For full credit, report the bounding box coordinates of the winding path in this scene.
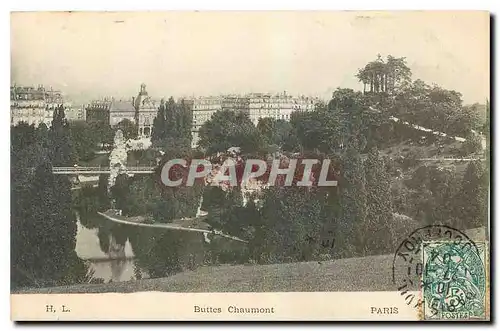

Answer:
[97,210,249,244]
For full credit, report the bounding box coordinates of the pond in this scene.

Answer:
[74,213,148,283]
[73,211,248,284]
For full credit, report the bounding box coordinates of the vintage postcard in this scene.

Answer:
[10,11,490,321]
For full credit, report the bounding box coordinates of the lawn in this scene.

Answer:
[16,254,406,294]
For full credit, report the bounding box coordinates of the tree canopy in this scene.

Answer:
[199,110,266,155]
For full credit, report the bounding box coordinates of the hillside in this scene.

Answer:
[16,254,402,294]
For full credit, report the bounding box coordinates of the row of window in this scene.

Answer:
[250,114,291,120]
[11,103,46,108]
[193,102,222,109]
[193,104,314,112]
[12,108,46,113]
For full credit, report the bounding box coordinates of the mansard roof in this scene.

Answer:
[110,100,136,113]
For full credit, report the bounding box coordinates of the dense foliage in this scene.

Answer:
[11,107,90,289]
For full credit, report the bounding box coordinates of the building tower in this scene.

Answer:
[134,83,157,137]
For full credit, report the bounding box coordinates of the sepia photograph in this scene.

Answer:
[9,10,490,321]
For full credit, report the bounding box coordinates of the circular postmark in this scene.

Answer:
[392,225,480,313]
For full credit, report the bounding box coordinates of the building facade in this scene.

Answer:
[133,83,157,137]
[189,92,320,147]
[85,84,158,137]
[190,96,223,147]
[85,98,112,125]
[10,85,47,127]
[221,95,250,113]
[109,100,136,126]
[65,106,86,122]
[10,84,75,127]
[45,88,73,126]
[247,92,317,125]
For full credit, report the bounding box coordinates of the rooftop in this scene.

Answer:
[110,100,135,113]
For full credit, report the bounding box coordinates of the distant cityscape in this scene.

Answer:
[10,83,322,147]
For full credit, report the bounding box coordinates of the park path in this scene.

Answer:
[97,210,249,243]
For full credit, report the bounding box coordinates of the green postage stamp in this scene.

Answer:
[422,240,488,320]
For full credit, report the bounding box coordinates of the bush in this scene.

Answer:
[401,148,424,169]
[459,134,483,157]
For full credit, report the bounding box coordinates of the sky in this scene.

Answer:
[11,11,490,105]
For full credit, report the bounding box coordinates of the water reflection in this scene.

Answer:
[75,209,248,284]
[75,212,148,283]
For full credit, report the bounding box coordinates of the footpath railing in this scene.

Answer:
[52,166,156,174]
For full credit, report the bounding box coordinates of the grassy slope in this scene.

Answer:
[17,254,399,294]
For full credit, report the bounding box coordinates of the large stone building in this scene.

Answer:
[221,95,250,113]
[189,92,320,147]
[109,100,136,126]
[85,84,159,137]
[85,98,112,124]
[133,83,157,137]
[191,96,223,147]
[247,92,317,125]
[10,84,75,127]
[65,106,86,122]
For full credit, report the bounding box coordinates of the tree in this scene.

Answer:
[175,99,193,142]
[199,110,265,155]
[11,122,36,160]
[256,118,275,144]
[427,166,460,226]
[69,121,99,162]
[356,55,411,94]
[35,123,51,149]
[337,147,367,257]
[363,147,394,254]
[289,111,320,151]
[151,101,167,147]
[164,97,178,138]
[97,173,111,210]
[389,79,467,139]
[110,173,132,214]
[385,55,412,93]
[152,97,193,150]
[50,105,74,166]
[203,187,243,233]
[328,88,364,112]
[89,121,114,150]
[460,132,483,157]
[11,136,88,288]
[257,118,293,149]
[326,89,383,152]
[116,118,138,140]
[253,187,323,263]
[454,161,488,229]
[483,100,490,139]
[456,103,482,136]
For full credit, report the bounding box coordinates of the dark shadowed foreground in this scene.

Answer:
[15,254,406,294]
[13,227,485,294]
